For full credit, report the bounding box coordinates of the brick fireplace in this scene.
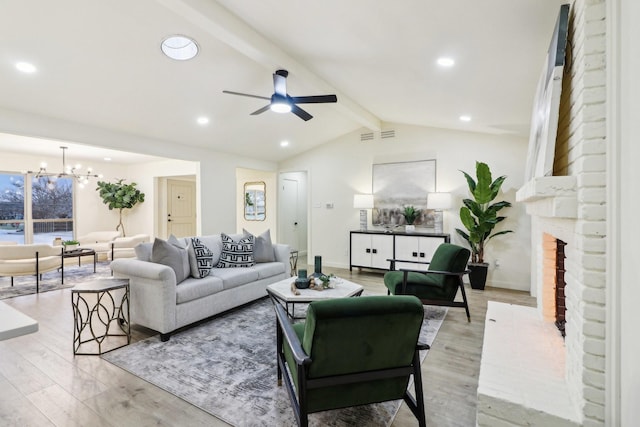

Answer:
[476,0,606,425]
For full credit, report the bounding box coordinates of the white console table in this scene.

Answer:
[0,301,38,341]
[349,230,450,271]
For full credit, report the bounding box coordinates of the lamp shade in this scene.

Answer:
[353,194,374,209]
[427,192,452,210]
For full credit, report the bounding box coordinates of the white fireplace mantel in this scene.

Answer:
[516,176,577,219]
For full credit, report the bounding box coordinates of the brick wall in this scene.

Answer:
[554,0,607,425]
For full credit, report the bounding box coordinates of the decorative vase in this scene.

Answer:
[295,269,310,289]
[313,256,322,277]
[405,225,415,232]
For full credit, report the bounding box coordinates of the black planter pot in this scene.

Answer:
[468,263,489,290]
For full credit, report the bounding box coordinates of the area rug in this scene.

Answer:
[0,261,112,300]
[102,297,447,427]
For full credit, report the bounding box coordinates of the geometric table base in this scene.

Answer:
[72,279,130,355]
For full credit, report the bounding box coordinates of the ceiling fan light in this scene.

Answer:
[270,102,292,114]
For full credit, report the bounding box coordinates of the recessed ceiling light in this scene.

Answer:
[104,157,112,161]
[197,116,209,125]
[280,140,289,147]
[16,62,37,73]
[459,115,472,122]
[161,35,199,61]
[437,57,455,67]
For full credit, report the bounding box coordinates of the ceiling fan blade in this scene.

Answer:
[273,72,287,97]
[290,94,337,104]
[291,104,313,121]
[250,105,271,115]
[222,90,270,101]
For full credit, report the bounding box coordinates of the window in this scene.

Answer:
[0,173,75,244]
[0,173,25,244]
[31,176,74,243]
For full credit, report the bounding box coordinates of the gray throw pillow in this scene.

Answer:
[243,228,275,263]
[151,235,190,283]
[217,233,255,268]
[188,237,214,278]
[134,242,153,262]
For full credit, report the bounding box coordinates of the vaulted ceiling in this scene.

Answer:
[0,0,565,163]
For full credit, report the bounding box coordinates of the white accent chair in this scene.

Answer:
[0,244,63,293]
[77,231,121,260]
[109,234,150,260]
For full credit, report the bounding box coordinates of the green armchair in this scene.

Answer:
[274,295,428,427]
[384,243,471,321]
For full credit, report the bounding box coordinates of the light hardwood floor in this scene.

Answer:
[0,266,535,426]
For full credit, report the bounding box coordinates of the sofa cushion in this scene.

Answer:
[187,237,214,279]
[250,262,286,280]
[175,276,224,304]
[217,233,255,268]
[243,228,275,263]
[151,236,190,284]
[209,267,260,290]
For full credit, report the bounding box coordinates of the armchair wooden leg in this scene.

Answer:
[402,349,426,427]
[458,278,471,322]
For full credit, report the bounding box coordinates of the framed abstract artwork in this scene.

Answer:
[371,159,436,227]
[525,4,569,180]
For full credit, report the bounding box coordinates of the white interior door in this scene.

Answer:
[281,178,299,251]
[167,179,196,237]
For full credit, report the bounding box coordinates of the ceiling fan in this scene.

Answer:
[222,69,337,121]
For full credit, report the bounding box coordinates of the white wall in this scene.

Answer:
[612,0,640,424]
[278,123,531,290]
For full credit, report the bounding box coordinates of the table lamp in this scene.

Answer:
[427,192,452,233]
[353,194,374,231]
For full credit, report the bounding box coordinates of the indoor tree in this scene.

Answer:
[456,161,512,289]
[96,179,145,237]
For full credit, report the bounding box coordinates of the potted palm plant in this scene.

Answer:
[455,162,512,289]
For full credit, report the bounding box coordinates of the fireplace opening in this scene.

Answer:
[555,239,567,337]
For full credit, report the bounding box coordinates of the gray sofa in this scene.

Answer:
[111,233,290,341]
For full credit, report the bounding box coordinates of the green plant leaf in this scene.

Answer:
[459,207,477,232]
[462,198,483,218]
[490,175,507,199]
[487,230,513,241]
[473,162,493,204]
[461,170,476,194]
